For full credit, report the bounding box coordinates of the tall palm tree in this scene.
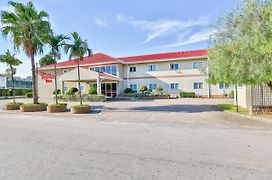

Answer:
[46,34,69,104]
[65,32,92,105]
[1,1,52,104]
[0,50,22,103]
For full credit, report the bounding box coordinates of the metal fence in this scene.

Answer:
[251,85,272,107]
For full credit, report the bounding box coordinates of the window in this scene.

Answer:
[148,84,157,90]
[170,83,179,90]
[192,61,203,69]
[64,86,69,93]
[90,65,117,76]
[219,83,229,89]
[148,64,157,71]
[170,63,180,70]
[130,66,136,73]
[194,82,204,89]
[130,84,137,91]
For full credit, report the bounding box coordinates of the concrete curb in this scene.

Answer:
[222,109,272,124]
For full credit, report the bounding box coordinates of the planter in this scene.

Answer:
[4,104,21,110]
[71,105,91,114]
[47,103,67,113]
[20,103,48,112]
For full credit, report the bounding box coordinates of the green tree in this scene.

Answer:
[39,55,54,67]
[65,32,92,105]
[208,0,272,111]
[0,50,22,103]
[46,34,69,104]
[1,1,52,104]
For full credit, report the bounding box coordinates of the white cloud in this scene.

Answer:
[94,17,107,27]
[116,14,209,44]
[158,29,216,49]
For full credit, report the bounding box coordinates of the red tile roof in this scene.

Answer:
[118,49,208,63]
[40,49,208,69]
[99,72,119,80]
[40,53,120,69]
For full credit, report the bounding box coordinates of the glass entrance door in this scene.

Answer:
[101,83,117,98]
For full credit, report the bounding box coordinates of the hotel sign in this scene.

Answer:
[41,72,55,83]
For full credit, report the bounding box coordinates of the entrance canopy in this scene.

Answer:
[59,68,120,82]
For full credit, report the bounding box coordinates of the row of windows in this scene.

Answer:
[90,65,117,76]
[129,82,204,91]
[129,61,204,73]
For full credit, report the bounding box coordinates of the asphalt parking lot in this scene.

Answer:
[0,98,272,179]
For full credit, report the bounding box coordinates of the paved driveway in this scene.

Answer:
[0,98,272,179]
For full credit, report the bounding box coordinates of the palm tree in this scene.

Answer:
[1,1,52,104]
[0,50,22,103]
[65,32,92,105]
[46,34,69,104]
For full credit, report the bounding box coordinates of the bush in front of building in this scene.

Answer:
[0,88,31,97]
[53,89,61,95]
[66,87,78,95]
[179,91,196,98]
[58,94,105,102]
[156,87,163,92]
[139,85,148,92]
[124,88,135,94]
[229,90,234,98]
[88,87,97,95]
[25,92,33,98]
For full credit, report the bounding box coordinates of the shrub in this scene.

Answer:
[20,102,47,107]
[223,93,228,97]
[156,87,163,92]
[229,90,234,98]
[5,102,24,106]
[53,89,61,95]
[48,103,67,107]
[0,88,31,97]
[72,104,90,109]
[88,86,97,95]
[25,92,33,98]
[179,91,196,98]
[139,85,147,92]
[124,88,134,94]
[59,94,105,102]
[67,87,78,95]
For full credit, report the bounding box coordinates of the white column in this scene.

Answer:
[97,74,101,95]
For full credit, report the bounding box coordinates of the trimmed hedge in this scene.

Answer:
[25,92,33,98]
[179,92,196,98]
[124,93,170,98]
[0,88,31,97]
[58,94,106,102]
[20,102,48,107]
[71,104,90,109]
[48,103,67,107]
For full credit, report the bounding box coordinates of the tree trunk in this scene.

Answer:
[11,66,15,104]
[54,57,58,104]
[31,54,38,104]
[267,82,272,90]
[77,60,82,105]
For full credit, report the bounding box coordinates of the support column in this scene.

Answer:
[97,74,101,95]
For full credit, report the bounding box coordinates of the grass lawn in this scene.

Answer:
[218,104,249,115]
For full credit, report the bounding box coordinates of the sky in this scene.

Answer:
[0,0,240,77]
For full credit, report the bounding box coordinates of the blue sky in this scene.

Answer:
[0,0,239,77]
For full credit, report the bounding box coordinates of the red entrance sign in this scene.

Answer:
[41,73,55,83]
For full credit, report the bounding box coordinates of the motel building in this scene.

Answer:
[38,49,232,98]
